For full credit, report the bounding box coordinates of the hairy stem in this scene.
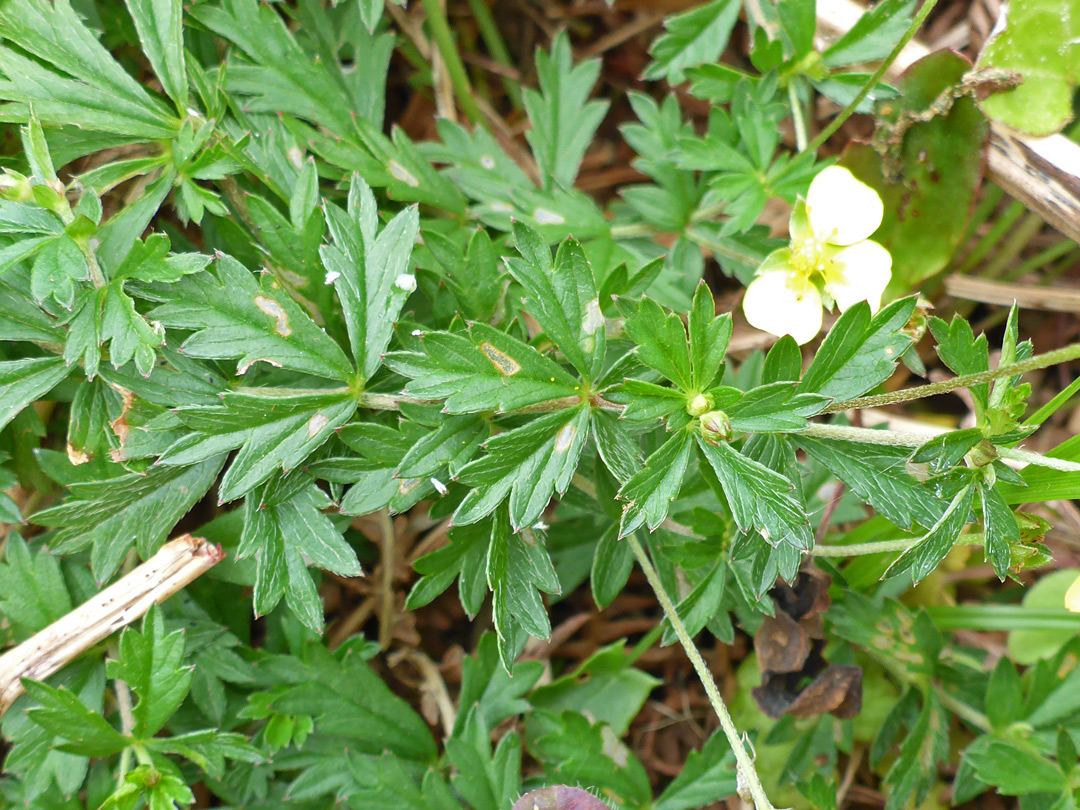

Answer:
[626,533,776,810]
[812,533,984,557]
[805,0,939,153]
[824,342,1080,414]
[801,423,1080,472]
[419,0,485,127]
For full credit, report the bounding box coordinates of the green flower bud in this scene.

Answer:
[686,393,712,417]
[699,410,732,443]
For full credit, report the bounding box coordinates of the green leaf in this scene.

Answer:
[33,457,224,582]
[654,730,736,810]
[643,0,741,84]
[387,325,581,414]
[910,428,983,475]
[794,435,946,531]
[259,642,437,762]
[777,0,816,58]
[798,298,916,402]
[591,525,634,609]
[124,0,187,109]
[977,0,1080,136]
[966,740,1068,795]
[0,0,181,138]
[456,407,590,529]
[105,606,192,738]
[507,224,603,381]
[612,379,688,422]
[981,483,1019,580]
[696,437,813,550]
[984,656,1023,730]
[144,729,264,779]
[397,414,489,479]
[0,533,72,638]
[30,235,87,308]
[929,313,990,414]
[149,255,354,381]
[99,282,166,377]
[445,709,520,810]
[887,482,974,583]
[408,521,492,617]
[488,506,561,668]
[455,632,544,736]
[529,642,659,735]
[523,32,609,189]
[725,381,829,433]
[165,388,356,502]
[822,0,916,66]
[527,711,651,809]
[22,680,129,758]
[321,176,420,380]
[617,428,694,536]
[688,281,731,392]
[240,480,361,629]
[622,297,693,391]
[0,356,70,432]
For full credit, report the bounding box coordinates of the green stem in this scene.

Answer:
[464,0,522,108]
[625,533,777,810]
[804,0,939,154]
[800,423,1080,472]
[625,622,664,667]
[420,0,486,127]
[824,342,1080,414]
[812,533,983,557]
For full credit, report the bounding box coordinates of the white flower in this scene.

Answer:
[1066,573,1080,613]
[742,166,892,345]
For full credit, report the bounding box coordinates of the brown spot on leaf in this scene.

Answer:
[254,295,291,336]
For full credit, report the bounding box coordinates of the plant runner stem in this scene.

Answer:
[625,533,777,810]
[824,342,1080,414]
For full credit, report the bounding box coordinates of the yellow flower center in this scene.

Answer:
[789,236,831,280]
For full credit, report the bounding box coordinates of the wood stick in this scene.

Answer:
[816,0,1080,244]
[0,534,224,717]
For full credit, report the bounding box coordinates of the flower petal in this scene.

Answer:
[807,166,884,246]
[1067,573,1080,613]
[826,240,892,312]
[743,270,823,345]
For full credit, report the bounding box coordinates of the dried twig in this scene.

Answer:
[0,534,224,717]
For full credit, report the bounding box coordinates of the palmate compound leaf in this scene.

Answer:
[0,356,70,432]
[523,32,609,190]
[0,0,181,139]
[621,283,731,397]
[696,436,813,550]
[506,223,604,382]
[386,324,582,414]
[321,175,420,381]
[0,532,72,638]
[161,388,357,503]
[454,407,591,530]
[798,297,916,402]
[251,641,437,763]
[147,254,354,381]
[21,679,129,758]
[32,456,224,582]
[488,505,561,670]
[239,478,361,631]
[642,0,741,84]
[105,606,191,739]
[617,428,694,536]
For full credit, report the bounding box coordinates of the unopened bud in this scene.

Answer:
[699,410,732,443]
[686,393,712,417]
[0,170,32,202]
